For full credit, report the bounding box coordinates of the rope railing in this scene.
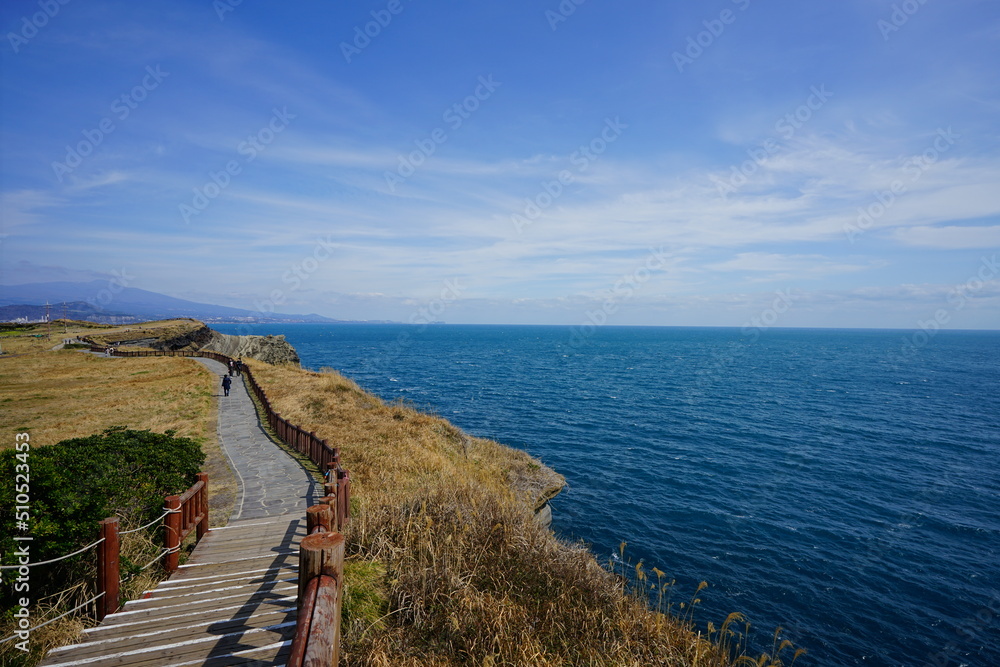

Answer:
[118,507,176,535]
[0,538,104,570]
[135,545,179,573]
[1,474,210,637]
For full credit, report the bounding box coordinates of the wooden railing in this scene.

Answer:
[91,342,352,662]
[98,346,343,474]
[95,473,210,620]
[164,472,209,573]
[289,463,349,666]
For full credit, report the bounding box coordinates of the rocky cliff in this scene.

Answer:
[200,331,300,365]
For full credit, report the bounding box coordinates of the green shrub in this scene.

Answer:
[0,427,205,607]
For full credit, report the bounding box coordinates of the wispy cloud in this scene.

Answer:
[1,0,998,327]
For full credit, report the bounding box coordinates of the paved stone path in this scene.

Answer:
[195,357,318,520]
[41,355,319,666]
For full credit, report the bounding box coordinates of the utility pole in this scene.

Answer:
[44,301,52,339]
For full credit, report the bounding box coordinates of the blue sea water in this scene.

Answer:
[215,323,1000,666]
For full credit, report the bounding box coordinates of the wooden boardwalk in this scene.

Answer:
[41,516,307,666]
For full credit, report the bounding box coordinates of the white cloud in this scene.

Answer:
[65,171,130,192]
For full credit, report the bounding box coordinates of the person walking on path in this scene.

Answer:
[222,374,232,396]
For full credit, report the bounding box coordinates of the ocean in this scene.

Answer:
[214,323,1000,666]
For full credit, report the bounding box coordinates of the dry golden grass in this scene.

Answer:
[243,361,564,510]
[0,322,103,355]
[81,318,205,347]
[0,349,237,525]
[244,360,776,666]
[0,319,203,355]
[1,351,208,446]
[1,342,241,666]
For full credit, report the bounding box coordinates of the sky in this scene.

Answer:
[1,0,999,329]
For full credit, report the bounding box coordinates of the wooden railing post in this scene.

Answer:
[306,504,333,534]
[297,531,344,610]
[336,470,351,527]
[318,496,338,531]
[291,532,344,666]
[96,517,119,621]
[196,472,209,541]
[164,495,181,573]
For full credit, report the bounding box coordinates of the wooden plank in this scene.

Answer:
[86,597,297,636]
[39,515,306,667]
[45,607,295,660]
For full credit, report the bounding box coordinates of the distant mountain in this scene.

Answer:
[0,281,340,323]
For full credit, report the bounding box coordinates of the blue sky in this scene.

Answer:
[2,0,999,328]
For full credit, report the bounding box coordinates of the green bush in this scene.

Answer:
[0,428,205,607]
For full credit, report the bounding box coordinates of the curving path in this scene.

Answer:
[41,355,319,666]
[195,357,318,520]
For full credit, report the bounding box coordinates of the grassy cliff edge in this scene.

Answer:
[244,359,744,666]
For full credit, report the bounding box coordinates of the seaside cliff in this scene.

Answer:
[242,353,735,665]
[199,330,300,365]
[80,320,300,366]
